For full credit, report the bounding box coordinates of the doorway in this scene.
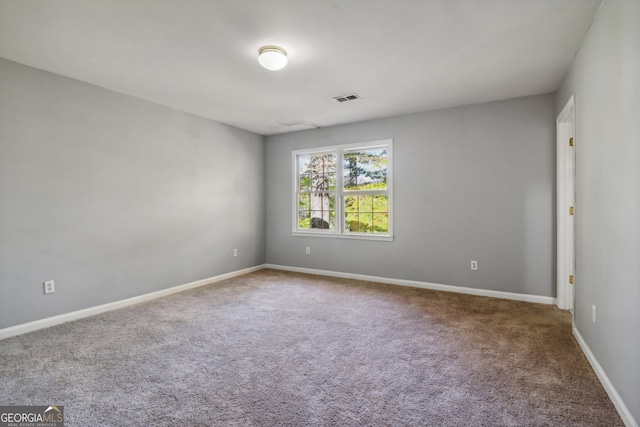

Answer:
[556,95,575,312]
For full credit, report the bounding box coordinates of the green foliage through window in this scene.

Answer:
[344,194,388,233]
[343,149,387,189]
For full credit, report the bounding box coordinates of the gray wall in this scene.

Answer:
[556,0,640,422]
[0,58,266,329]
[266,94,556,297]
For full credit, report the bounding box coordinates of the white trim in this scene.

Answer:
[291,140,392,156]
[573,326,638,427]
[556,94,576,311]
[0,264,266,340]
[266,264,556,305]
[292,139,393,239]
[291,231,393,241]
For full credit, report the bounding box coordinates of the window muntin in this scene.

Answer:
[292,140,392,240]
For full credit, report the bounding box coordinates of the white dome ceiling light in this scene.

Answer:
[258,45,288,71]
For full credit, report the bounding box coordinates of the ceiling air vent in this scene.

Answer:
[333,93,361,103]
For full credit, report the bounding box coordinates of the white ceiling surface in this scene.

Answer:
[0,0,601,136]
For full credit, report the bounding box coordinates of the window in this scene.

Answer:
[292,140,392,240]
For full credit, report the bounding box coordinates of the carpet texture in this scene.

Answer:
[0,269,622,426]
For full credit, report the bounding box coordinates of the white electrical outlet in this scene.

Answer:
[44,280,55,294]
[305,247,310,255]
[592,305,597,323]
[233,249,238,257]
[471,260,478,271]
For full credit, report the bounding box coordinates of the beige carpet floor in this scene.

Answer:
[0,269,623,426]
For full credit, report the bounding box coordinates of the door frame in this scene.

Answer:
[556,95,576,311]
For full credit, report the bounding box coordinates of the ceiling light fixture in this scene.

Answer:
[258,45,288,71]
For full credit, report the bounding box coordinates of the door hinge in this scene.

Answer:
[569,206,574,215]
[569,137,574,147]
[569,275,574,284]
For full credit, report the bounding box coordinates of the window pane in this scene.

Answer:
[345,212,359,232]
[372,213,388,233]
[299,174,310,192]
[298,154,311,175]
[372,195,388,212]
[343,148,387,190]
[298,210,311,229]
[311,174,328,192]
[344,194,357,209]
[310,154,336,174]
[327,173,336,191]
[298,193,310,211]
[310,210,331,229]
[324,155,336,174]
[359,212,373,232]
[344,195,358,228]
[359,195,373,213]
[309,192,334,211]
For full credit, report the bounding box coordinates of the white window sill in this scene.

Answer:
[291,231,393,242]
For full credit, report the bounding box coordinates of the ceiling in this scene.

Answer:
[0,0,601,136]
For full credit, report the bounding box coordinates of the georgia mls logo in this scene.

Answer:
[44,406,62,417]
[0,405,64,427]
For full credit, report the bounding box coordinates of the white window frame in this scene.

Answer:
[291,139,393,241]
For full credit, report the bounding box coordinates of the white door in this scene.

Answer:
[557,95,576,312]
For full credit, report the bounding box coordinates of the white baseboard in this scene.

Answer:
[265,264,557,305]
[573,326,638,427]
[0,264,267,340]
